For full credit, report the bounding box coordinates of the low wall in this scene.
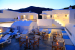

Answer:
[37,19,53,26]
[37,19,61,27]
[65,23,75,46]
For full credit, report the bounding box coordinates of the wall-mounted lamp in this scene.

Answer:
[0,29,2,33]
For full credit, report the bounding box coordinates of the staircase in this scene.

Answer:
[53,19,62,27]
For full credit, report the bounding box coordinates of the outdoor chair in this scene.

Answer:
[29,36,39,48]
[0,34,11,44]
[9,30,18,37]
[42,33,48,40]
[19,37,28,47]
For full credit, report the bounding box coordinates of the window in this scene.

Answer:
[65,15,67,17]
[50,15,52,18]
[65,14,69,17]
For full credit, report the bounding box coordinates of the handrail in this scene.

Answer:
[65,27,72,36]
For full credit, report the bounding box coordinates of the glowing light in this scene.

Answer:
[23,15,26,19]
[0,30,1,31]
[47,15,50,17]
[0,29,2,33]
[56,42,59,45]
[30,15,33,19]
[52,24,56,27]
[26,36,28,39]
[0,34,3,36]
[48,34,51,38]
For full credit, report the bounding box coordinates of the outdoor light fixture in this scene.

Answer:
[0,29,2,33]
[26,36,28,39]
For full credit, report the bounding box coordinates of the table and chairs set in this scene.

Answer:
[18,28,51,49]
[19,35,40,49]
[51,31,65,50]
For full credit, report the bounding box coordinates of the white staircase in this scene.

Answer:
[53,19,62,27]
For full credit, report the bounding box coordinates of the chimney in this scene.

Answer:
[69,5,72,9]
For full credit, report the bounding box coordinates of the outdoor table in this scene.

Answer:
[20,35,40,48]
[52,34,62,38]
[52,41,64,50]
[35,35,40,39]
[56,37,64,43]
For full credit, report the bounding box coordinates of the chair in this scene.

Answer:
[19,37,28,47]
[9,30,18,37]
[32,30,35,34]
[52,41,65,50]
[0,34,11,44]
[42,32,48,40]
[15,34,20,39]
[53,35,57,42]
[35,32,40,35]
[29,36,39,48]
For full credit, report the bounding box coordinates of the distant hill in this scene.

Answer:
[8,6,53,14]
[8,6,53,19]
[63,5,75,9]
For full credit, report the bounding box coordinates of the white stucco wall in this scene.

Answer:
[42,11,52,19]
[0,10,19,18]
[37,19,52,26]
[0,10,19,22]
[69,10,75,24]
[37,19,61,26]
[65,23,75,46]
[52,10,70,26]
[19,12,38,19]
[0,10,38,22]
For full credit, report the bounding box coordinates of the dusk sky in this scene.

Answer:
[0,0,75,10]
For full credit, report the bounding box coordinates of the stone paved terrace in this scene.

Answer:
[0,29,75,50]
[0,36,52,50]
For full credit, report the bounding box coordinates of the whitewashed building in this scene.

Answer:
[0,10,38,22]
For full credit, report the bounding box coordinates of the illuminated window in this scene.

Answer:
[47,15,50,17]
[47,15,50,19]
[30,15,33,19]
[21,15,23,19]
[23,15,26,19]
